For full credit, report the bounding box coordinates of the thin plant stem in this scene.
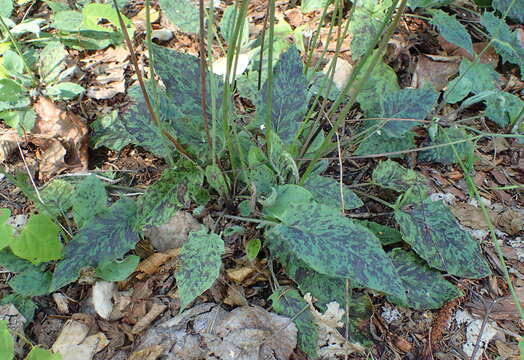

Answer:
[198,0,213,152]
[264,0,276,153]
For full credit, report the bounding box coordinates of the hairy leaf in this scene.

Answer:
[379,88,438,137]
[430,10,473,56]
[484,91,524,127]
[270,289,318,359]
[418,126,473,164]
[38,179,74,218]
[357,221,403,246]
[96,255,140,282]
[268,202,407,301]
[73,175,107,229]
[158,0,198,34]
[0,294,37,323]
[355,130,415,158]
[8,269,52,296]
[387,249,463,309]
[356,58,399,116]
[256,47,308,145]
[0,320,13,360]
[372,160,428,193]
[10,214,62,265]
[176,229,224,311]
[304,175,363,210]
[395,197,491,278]
[445,59,500,104]
[481,12,524,75]
[0,209,14,250]
[51,198,138,291]
[493,0,524,23]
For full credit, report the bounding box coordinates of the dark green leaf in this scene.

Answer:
[0,249,40,274]
[355,59,399,116]
[270,289,318,359]
[96,255,140,282]
[256,47,308,145]
[90,110,133,151]
[38,179,74,218]
[50,198,139,291]
[484,90,524,127]
[379,88,438,137]
[268,202,407,301]
[394,197,491,278]
[481,12,524,75]
[304,175,363,210]
[349,4,388,60]
[418,126,473,164]
[357,221,403,246]
[8,269,52,296]
[430,9,473,56]
[372,160,428,193]
[445,59,500,104]
[0,294,37,323]
[175,229,224,310]
[158,0,198,34]
[0,320,14,360]
[493,0,524,23]
[355,130,415,158]
[387,249,463,309]
[73,175,107,229]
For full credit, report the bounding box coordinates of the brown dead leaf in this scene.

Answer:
[495,340,520,359]
[131,302,167,334]
[128,345,165,360]
[223,284,248,307]
[31,96,88,178]
[82,47,129,100]
[439,37,499,66]
[135,252,175,280]
[0,129,19,163]
[469,287,524,321]
[412,54,460,91]
[495,209,523,235]
[226,266,254,283]
[450,203,492,230]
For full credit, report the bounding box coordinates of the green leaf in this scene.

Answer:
[247,146,276,195]
[418,126,474,164]
[481,12,524,75]
[3,50,24,75]
[59,30,123,50]
[25,347,62,360]
[175,229,224,311]
[10,214,62,265]
[270,289,318,359]
[46,1,71,13]
[90,110,133,151]
[0,78,28,103]
[38,41,66,84]
[268,202,407,301]
[246,238,261,261]
[394,197,491,278]
[72,175,107,229]
[96,255,140,282]
[158,0,198,34]
[50,198,138,291]
[379,88,438,137]
[0,294,37,323]
[52,10,83,32]
[1,109,36,133]
[37,179,74,218]
[430,9,473,56]
[0,209,14,250]
[45,82,85,99]
[493,0,524,23]
[262,185,313,219]
[357,220,403,246]
[301,0,333,12]
[0,0,13,18]
[303,175,363,210]
[387,249,463,309]
[0,249,41,273]
[349,3,388,60]
[220,6,249,48]
[8,269,52,296]
[445,59,500,104]
[135,165,205,230]
[81,3,130,33]
[372,160,428,193]
[355,59,399,116]
[0,320,14,360]
[205,164,230,196]
[407,0,453,8]
[484,90,524,127]
[355,130,415,158]
[256,47,308,145]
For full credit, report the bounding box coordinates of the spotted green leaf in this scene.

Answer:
[379,88,438,137]
[96,255,140,282]
[10,214,62,265]
[256,47,308,145]
[270,289,318,359]
[418,126,473,164]
[430,10,473,56]
[395,197,491,278]
[387,249,463,309]
[0,320,14,360]
[176,229,224,311]
[484,91,524,127]
[0,294,37,323]
[38,41,66,84]
[73,175,107,229]
[357,221,403,246]
[481,12,524,75]
[268,202,407,302]
[493,0,524,23]
[38,179,74,218]
[355,59,399,116]
[349,3,388,60]
[51,198,138,291]
[355,130,415,158]
[372,160,428,193]
[0,249,40,274]
[247,146,277,195]
[90,110,133,151]
[8,269,52,296]
[304,175,363,210]
[0,209,14,250]
[158,0,198,34]
[445,59,500,104]
[25,347,62,360]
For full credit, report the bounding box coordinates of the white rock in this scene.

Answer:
[151,29,174,42]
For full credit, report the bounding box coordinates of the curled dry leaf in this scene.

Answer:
[323,57,353,91]
[52,320,109,360]
[135,250,179,280]
[412,54,460,91]
[131,302,168,334]
[82,47,129,100]
[0,129,19,163]
[144,211,202,251]
[438,36,499,66]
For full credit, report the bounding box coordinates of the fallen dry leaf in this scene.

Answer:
[92,281,115,320]
[144,211,202,251]
[469,287,524,321]
[323,57,353,91]
[226,266,254,283]
[438,37,499,66]
[136,251,179,280]
[495,209,523,235]
[0,129,19,163]
[129,345,165,360]
[412,54,460,91]
[52,320,109,360]
[82,47,129,100]
[131,302,167,335]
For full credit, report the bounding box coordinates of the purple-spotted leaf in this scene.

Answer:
[304,175,363,210]
[268,202,407,302]
[418,126,473,164]
[379,88,438,137]
[73,175,107,229]
[256,47,308,145]
[175,229,224,311]
[372,160,428,193]
[430,9,473,56]
[50,198,138,291]
[355,59,399,116]
[357,221,403,246]
[270,289,318,359]
[355,130,415,158]
[480,12,524,75]
[387,249,463,309]
[394,197,491,278]
[348,3,389,60]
